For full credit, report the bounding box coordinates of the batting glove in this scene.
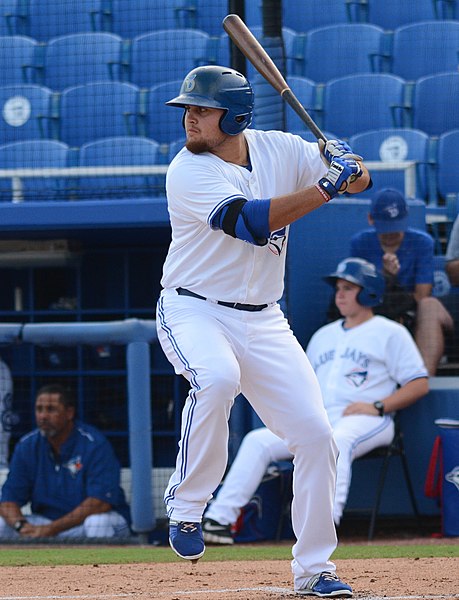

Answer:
[318,138,362,167]
[316,158,362,201]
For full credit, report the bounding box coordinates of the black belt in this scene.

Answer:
[176,288,268,312]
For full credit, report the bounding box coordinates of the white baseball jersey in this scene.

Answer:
[161,129,326,304]
[306,315,428,422]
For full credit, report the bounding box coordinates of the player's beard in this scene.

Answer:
[186,132,228,155]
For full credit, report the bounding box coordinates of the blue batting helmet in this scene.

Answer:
[166,65,254,135]
[324,257,385,307]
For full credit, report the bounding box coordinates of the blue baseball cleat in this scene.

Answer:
[296,571,353,597]
[169,520,205,563]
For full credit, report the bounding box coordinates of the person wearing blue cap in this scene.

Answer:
[350,188,453,375]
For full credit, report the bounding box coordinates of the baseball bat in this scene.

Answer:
[222,13,327,142]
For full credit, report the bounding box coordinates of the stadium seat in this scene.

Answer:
[144,80,186,144]
[410,72,459,136]
[289,130,337,143]
[0,35,37,85]
[436,129,459,201]
[321,73,406,139]
[218,27,302,78]
[285,76,317,133]
[27,0,108,41]
[362,0,437,29]
[390,21,459,80]
[77,136,163,199]
[252,75,284,131]
[283,0,354,31]
[348,128,430,200]
[40,32,123,91]
[129,29,212,88]
[0,139,69,202]
[180,0,228,36]
[0,84,54,142]
[0,0,26,36]
[58,81,140,147]
[168,137,186,162]
[302,23,385,83]
[109,0,183,39]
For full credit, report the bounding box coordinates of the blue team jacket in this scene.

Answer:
[0,421,131,523]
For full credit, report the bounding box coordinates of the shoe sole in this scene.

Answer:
[295,590,352,597]
[169,538,205,562]
[203,532,234,545]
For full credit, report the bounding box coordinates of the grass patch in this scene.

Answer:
[0,543,457,567]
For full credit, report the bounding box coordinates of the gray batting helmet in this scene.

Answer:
[324,257,385,307]
[166,65,254,135]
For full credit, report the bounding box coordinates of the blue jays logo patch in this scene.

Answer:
[345,368,368,387]
[64,455,83,477]
[183,73,197,92]
[445,465,459,491]
[268,228,286,255]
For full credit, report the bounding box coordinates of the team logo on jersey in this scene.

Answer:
[183,73,197,92]
[345,368,368,387]
[445,466,459,491]
[268,228,286,255]
[64,455,83,477]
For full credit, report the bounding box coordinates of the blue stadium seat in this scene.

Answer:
[390,21,459,80]
[303,23,385,83]
[321,73,406,138]
[58,81,140,147]
[217,27,302,77]
[285,76,317,133]
[349,128,430,200]
[289,130,337,143]
[109,0,184,38]
[283,0,354,31]
[0,84,53,142]
[144,80,186,144]
[77,136,162,199]
[252,75,284,130]
[436,129,459,201]
[0,35,37,84]
[129,29,212,88]
[182,0,228,36]
[411,72,459,136]
[168,137,186,162]
[0,0,26,36]
[40,32,123,91]
[27,0,107,41]
[0,139,69,201]
[362,0,437,29]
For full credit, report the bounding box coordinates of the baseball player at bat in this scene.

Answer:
[202,258,428,543]
[156,65,372,597]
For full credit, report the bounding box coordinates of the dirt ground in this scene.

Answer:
[0,538,458,600]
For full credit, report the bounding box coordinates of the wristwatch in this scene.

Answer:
[373,401,385,417]
[13,519,27,532]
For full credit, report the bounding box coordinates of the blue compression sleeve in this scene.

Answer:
[211,198,271,246]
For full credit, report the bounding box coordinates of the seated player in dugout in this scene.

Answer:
[157,63,374,597]
[202,258,429,543]
[347,188,453,376]
[0,383,131,539]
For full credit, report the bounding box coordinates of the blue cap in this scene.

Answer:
[370,188,408,233]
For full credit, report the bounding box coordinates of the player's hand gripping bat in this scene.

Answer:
[222,13,327,142]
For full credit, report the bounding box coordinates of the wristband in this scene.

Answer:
[315,183,331,202]
[317,178,338,201]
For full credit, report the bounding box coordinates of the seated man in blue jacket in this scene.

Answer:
[349,187,453,375]
[0,383,131,539]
